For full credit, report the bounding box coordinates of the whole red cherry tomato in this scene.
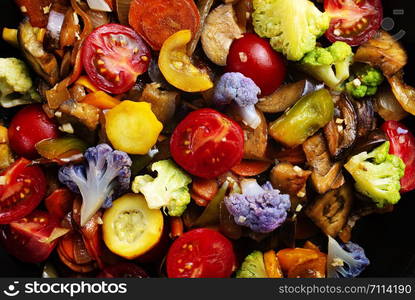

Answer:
[166,228,236,278]
[0,210,60,263]
[381,121,415,193]
[170,108,244,179]
[8,104,59,158]
[82,24,151,94]
[226,33,286,96]
[0,158,47,224]
[324,0,383,46]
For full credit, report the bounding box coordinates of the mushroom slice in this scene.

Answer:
[354,30,407,77]
[374,84,408,121]
[387,71,415,116]
[305,183,353,237]
[18,19,59,85]
[303,133,345,194]
[324,95,357,160]
[257,80,317,113]
[201,4,244,66]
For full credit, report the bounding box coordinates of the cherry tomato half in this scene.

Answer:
[0,158,46,224]
[97,263,149,278]
[8,104,59,159]
[226,33,286,96]
[381,121,415,193]
[0,210,59,263]
[129,0,200,51]
[170,108,244,179]
[82,23,151,94]
[324,0,383,46]
[166,228,236,278]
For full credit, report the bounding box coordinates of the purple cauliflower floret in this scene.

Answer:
[58,143,132,226]
[224,179,291,233]
[327,236,370,278]
[213,72,262,129]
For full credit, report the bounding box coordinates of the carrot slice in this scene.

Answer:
[191,178,219,201]
[231,160,272,177]
[128,0,200,50]
[264,250,284,278]
[170,217,184,239]
[80,91,121,109]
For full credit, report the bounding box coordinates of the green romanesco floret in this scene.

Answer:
[346,65,384,98]
[236,251,268,278]
[0,57,40,108]
[131,159,191,216]
[252,0,330,61]
[344,142,405,208]
[300,41,353,91]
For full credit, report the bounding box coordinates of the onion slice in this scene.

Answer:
[87,0,112,12]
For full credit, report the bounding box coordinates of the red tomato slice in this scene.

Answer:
[81,23,151,94]
[381,121,415,193]
[97,263,149,278]
[128,0,200,51]
[0,158,46,224]
[170,108,244,179]
[166,228,236,278]
[0,210,60,263]
[324,0,383,46]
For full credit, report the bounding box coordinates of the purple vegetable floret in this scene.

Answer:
[224,179,291,233]
[213,72,262,129]
[58,143,132,226]
[327,236,370,278]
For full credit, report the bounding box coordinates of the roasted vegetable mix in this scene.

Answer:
[0,0,413,279]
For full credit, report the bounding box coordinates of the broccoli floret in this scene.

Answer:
[346,65,384,98]
[252,0,330,61]
[236,250,268,278]
[213,72,261,129]
[224,179,291,233]
[59,144,132,226]
[300,42,353,91]
[327,236,370,278]
[344,142,405,208]
[0,57,41,108]
[131,159,192,216]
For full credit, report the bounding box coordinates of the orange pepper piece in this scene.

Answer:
[75,76,100,93]
[81,91,121,109]
[264,250,284,278]
[276,248,320,273]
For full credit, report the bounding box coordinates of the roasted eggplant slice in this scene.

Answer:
[257,80,317,113]
[305,183,354,237]
[352,98,376,138]
[18,19,59,85]
[303,133,345,194]
[349,129,388,158]
[355,30,407,77]
[324,95,357,160]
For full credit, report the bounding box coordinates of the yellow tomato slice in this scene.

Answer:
[158,30,213,93]
[103,193,164,260]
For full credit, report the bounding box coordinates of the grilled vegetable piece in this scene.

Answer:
[344,142,405,208]
[0,126,14,169]
[224,179,291,233]
[299,42,353,91]
[327,236,369,278]
[306,184,353,237]
[269,89,334,148]
[354,30,407,77]
[252,0,330,61]
[374,86,408,121]
[387,72,415,116]
[18,19,59,85]
[352,98,376,138]
[58,144,132,226]
[303,133,345,194]
[201,4,244,66]
[323,95,357,160]
[58,99,100,131]
[236,250,268,278]
[139,83,180,124]
[0,57,41,108]
[132,159,192,217]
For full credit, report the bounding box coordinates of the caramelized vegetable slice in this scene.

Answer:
[305,184,354,237]
[388,72,415,116]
